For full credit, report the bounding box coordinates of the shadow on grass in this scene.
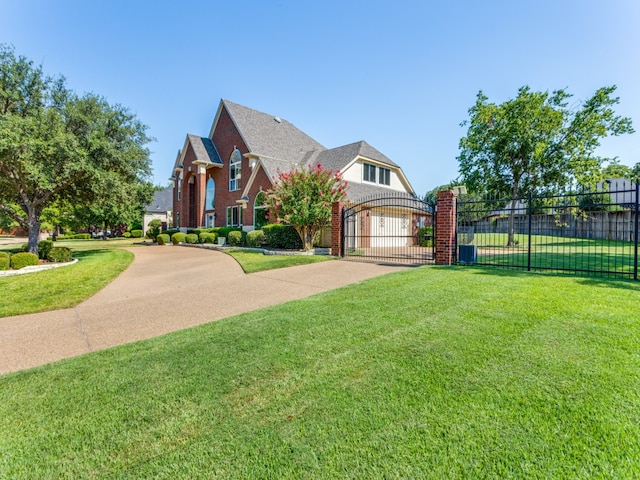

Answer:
[456,264,640,291]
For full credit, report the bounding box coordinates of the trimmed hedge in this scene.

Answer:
[216,226,241,239]
[130,229,143,238]
[246,229,265,248]
[199,232,217,244]
[164,228,180,237]
[11,252,39,270]
[123,232,132,238]
[0,251,10,270]
[263,224,302,249]
[185,233,199,244]
[47,247,72,263]
[156,234,170,245]
[38,240,54,260]
[228,230,247,246]
[171,232,186,245]
[73,233,92,240]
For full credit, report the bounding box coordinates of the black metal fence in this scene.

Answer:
[456,182,640,279]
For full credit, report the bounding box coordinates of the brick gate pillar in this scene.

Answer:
[435,190,457,265]
[331,202,344,257]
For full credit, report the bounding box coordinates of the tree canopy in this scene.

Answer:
[264,164,347,251]
[457,85,633,245]
[0,44,152,253]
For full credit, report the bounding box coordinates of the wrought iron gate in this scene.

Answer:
[342,193,435,265]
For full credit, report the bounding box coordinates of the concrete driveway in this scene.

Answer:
[0,246,407,375]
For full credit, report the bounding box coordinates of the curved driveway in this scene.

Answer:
[0,246,407,374]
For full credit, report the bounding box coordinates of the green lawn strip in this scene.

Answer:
[226,249,332,273]
[0,249,134,317]
[1,267,639,478]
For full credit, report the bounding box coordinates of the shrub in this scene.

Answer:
[263,224,303,249]
[130,229,143,238]
[123,231,132,238]
[10,252,39,270]
[199,232,217,244]
[146,219,163,240]
[246,230,265,248]
[165,228,180,237]
[0,252,10,270]
[217,226,241,239]
[185,233,199,244]
[418,226,434,247]
[47,247,72,263]
[228,230,247,246]
[156,234,170,245]
[38,240,54,260]
[171,232,186,245]
[73,233,92,240]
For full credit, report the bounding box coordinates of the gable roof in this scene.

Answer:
[221,100,325,165]
[187,134,223,166]
[146,187,173,213]
[316,140,399,172]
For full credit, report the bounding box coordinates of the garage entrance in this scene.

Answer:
[342,193,434,265]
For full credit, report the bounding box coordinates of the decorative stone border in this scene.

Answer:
[0,258,78,277]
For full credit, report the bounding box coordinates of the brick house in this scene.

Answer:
[171,99,418,238]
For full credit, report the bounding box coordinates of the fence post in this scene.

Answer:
[331,202,344,257]
[527,191,533,272]
[635,183,639,280]
[435,190,457,265]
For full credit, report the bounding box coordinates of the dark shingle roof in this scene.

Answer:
[187,134,223,165]
[317,141,398,171]
[223,100,325,165]
[146,187,173,212]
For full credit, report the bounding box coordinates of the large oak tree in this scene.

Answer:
[458,85,633,246]
[0,45,152,254]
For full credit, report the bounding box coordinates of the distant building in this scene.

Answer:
[143,186,173,236]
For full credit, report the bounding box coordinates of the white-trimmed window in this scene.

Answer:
[254,191,269,229]
[226,205,243,227]
[205,177,215,210]
[229,149,242,191]
[378,167,391,186]
[363,163,376,183]
[177,173,182,200]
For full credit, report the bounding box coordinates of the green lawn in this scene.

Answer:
[226,249,333,273]
[468,233,637,276]
[0,239,138,317]
[1,267,639,478]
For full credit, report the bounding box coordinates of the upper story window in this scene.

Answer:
[363,163,376,183]
[378,167,391,186]
[177,173,182,200]
[363,162,391,186]
[229,149,242,191]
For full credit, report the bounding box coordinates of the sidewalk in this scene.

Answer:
[0,246,408,374]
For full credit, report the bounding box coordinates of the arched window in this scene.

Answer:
[205,177,215,210]
[254,191,269,229]
[229,149,241,191]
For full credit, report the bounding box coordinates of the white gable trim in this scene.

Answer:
[208,100,252,153]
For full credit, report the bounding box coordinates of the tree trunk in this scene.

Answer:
[27,207,41,255]
[103,219,109,241]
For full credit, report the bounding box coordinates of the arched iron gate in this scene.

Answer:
[342,193,435,265]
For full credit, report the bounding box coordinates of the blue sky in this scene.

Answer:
[1,0,638,196]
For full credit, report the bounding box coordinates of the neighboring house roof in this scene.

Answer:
[146,187,173,213]
[221,99,325,165]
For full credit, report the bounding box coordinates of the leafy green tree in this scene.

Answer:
[264,164,347,251]
[458,85,633,246]
[0,45,152,254]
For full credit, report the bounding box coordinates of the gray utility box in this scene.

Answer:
[458,244,477,264]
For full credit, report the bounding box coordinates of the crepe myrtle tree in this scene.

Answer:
[264,163,347,251]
